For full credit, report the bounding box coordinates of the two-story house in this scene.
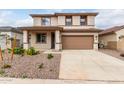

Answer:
[20,12,102,51]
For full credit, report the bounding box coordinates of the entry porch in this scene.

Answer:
[20,26,63,51]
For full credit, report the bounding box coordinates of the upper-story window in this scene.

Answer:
[80,16,87,26]
[41,17,51,26]
[65,16,72,26]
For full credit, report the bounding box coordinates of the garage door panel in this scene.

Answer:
[62,35,94,49]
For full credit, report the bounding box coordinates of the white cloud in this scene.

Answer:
[0,11,15,26]
[14,17,33,27]
[0,9,124,29]
[95,9,124,29]
[0,10,32,27]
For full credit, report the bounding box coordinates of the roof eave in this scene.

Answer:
[19,26,63,31]
[30,12,99,17]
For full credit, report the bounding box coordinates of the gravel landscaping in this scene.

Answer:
[0,52,61,79]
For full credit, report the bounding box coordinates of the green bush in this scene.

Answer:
[2,50,4,53]
[22,74,28,79]
[8,48,12,53]
[13,47,25,55]
[38,63,44,69]
[2,64,11,69]
[26,47,38,55]
[0,69,5,76]
[47,53,54,59]
[7,48,24,55]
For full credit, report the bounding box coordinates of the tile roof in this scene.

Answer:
[30,12,98,17]
[19,26,102,32]
[0,26,22,34]
[99,25,124,35]
[19,26,63,31]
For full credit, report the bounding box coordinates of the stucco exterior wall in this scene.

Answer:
[72,16,80,25]
[33,17,41,26]
[99,34,117,47]
[62,26,95,29]
[30,31,51,51]
[32,15,96,27]
[117,38,124,51]
[51,17,58,26]
[58,16,65,25]
[99,29,124,51]
[87,16,95,26]
[11,32,23,46]
[0,35,6,49]
[115,29,124,51]
[0,32,23,48]
[115,29,124,41]
[55,30,62,50]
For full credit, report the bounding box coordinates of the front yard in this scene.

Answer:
[0,52,61,79]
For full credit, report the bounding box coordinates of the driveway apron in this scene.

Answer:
[59,50,124,81]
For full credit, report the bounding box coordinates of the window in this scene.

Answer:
[80,16,87,26]
[36,33,47,43]
[41,17,51,26]
[65,16,72,26]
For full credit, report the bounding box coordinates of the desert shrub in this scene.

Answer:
[7,48,24,55]
[47,53,54,59]
[22,74,28,79]
[13,47,25,55]
[38,63,44,69]
[120,53,124,57]
[11,75,15,78]
[0,69,5,76]
[8,48,12,53]
[2,50,4,53]
[49,69,53,72]
[26,47,38,55]
[2,64,11,69]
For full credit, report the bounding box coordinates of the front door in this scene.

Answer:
[51,32,55,49]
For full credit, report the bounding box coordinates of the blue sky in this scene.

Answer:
[0,9,124,29]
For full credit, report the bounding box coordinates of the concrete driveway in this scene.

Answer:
[59,50,124,81]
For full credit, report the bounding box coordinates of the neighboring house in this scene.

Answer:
[20,13,102,51]
[0,26,23,49]
[99,25,124,51]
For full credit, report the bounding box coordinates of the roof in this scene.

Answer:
[0,26,22,34]
[19,26,102,32]
[55,13,98,16]
[19,26,63,31]
[0,26,15,31]
[30,14,55,17]
[30,12,98,17]
[63,28,102,32]
[99,25,124,35]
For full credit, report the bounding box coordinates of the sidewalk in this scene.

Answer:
[0,77,124,84]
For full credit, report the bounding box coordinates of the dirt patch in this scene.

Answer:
[0,53,61,79]
[99,49,124,61]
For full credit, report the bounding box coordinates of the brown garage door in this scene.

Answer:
[62,35,94,49]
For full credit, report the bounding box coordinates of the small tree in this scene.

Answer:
[0,33,16,65]
[11,34,17,62]
[0,32,3,63]
[0,46,3,62]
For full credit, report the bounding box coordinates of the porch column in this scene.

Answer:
[55,30,62,51]
[93,34,98,50]
[23,30,29,49]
